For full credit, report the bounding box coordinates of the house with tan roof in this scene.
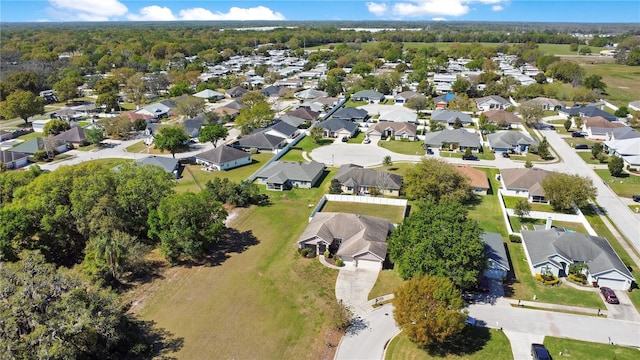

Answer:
[366,122,417,141]
[334,164,403,196]
[297,212,391,269]
[483,110,522,129]
[454,165,489,195]
[500,168,553,203]
[580,116,626,140]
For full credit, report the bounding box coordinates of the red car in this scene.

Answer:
[600,287,619,304]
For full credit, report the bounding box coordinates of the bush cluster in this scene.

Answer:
[509,234,522,243]
[535,273,559,286]
[568,273,588,285]
[335,257,344,267]
[299,247,316,258]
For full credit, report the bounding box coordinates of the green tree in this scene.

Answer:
[328,178,343,194]
[537,137,552,160]
[388,201,485,289]
[95,77,120,112]
[85,127,105,144]
[564,119,572,131]
[404,159,473,204]
[42,119,70,136]
[405,96,429,113]
[124,72,147,107]
[514,199,531,219]
[518,101,545,126]
[393,274,466,347]
[583,74,606,91]
[199,123,228,147]
[310,126,324,144]
[175,96,206,118]
[524,160,533,168]
[579,46,592,55]
[542,173,597,211]
[203,178,268,207]
[153,126,189,158]
[451,75,470,94]
[53,76,80,102]
[236,101,274,135]
[0,90,44,124]
[591,142,603,158]
[382,155,393,168]
[101,115,132,139]
[608,155,625,177]
[614,106,629,118]
[148,192,227,264]
[84,230,147,282]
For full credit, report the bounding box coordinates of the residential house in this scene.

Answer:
[212,106,240,121]
[560,105,617,122]
[297,212,391,269]
[263,121,299,140]
[475,95,511,111]
[581,116,626,140]
[482,232,510,280]
[433,93,460,109]
[528,97,564,111]
[487,131,538,154]
[331,108,369,122]
[232,131,287,152]
[0,150,29,169]
[53,126,87,147]
[9,137,68,155]
[454,165,490,195]
[195,145,252,170]
[334,164,403,197]
[522,228,634,291]
[136,155,183,179]
[500,168,553,203]
[32,119,52,133]
[430,110,472,126]
[483,109,522,128]
[260,85,283,98]
[295,88,327,101]
[255,161,325,191]
[121,111,152,123]
[605,136,640,167]
[352,90,385,103]
[193,89,224,101]
[394,91,425,104]
[286,107,320,122]
[276,114,308,128]
[606,127,640,141]
[378,109,418,124]
[136,100,175,119]
[225,86,248,98]
[423,129,481,151]
[366,122,417,141]
[318,118,359,139]
[274,78,304,89]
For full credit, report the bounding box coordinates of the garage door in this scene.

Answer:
[356,259,382,270]
[597,277,627,291]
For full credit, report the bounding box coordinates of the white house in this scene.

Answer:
[194,145,252,171]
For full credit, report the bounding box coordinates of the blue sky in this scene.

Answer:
[1,1,639,23]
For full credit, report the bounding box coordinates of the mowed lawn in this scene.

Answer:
[594,169,640,198]
[385,328,512,360]
[321,201,406,224]
[378,140,425,155]
[544,336,640,360]
[135,174,342,359]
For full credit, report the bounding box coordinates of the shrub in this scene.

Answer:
[509,234,522,243]
[335,257,344,267]
[300,248,311,257]
[33,150,48,161]
[324,250,331,258]
[536,273,559,286]
[306,249,316,258]
[569,273,588,285]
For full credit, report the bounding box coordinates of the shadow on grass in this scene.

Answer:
[178,228,260,267]
[132,319,185,360]
[422,326,492,357]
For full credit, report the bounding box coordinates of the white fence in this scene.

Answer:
[309,194,408,222]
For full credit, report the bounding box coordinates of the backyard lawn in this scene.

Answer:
[544,336,640,360]
[563,137,597,148]
[134,172,344,359]
[508,216,587,234]
[378,139,425,155]
[385,328,512,360]
[320,201,406,224]
[278,148,306,162]
[371,162,418,177]
[594,169,640,198]
[502,196,556,213]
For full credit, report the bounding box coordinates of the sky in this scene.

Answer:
[1,1,639,23]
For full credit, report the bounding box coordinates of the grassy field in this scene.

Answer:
[15,131,42,142]
[572,60,640,107]
[439,147,495,160]
[278,148,306,162]
[577,151,607,164]
[378,140,425,155]
[293,135,332,152]
[594,169,640,198]
[502,196,556,213]
[544,336,640,360]
[563,137,597,148]
[134,171,345,359]
[468,168,508,236]
[320,201,406,224]
[385,328,512,360]
[344,100,368,108]
[372,161,419,177]
[368,269,405,300]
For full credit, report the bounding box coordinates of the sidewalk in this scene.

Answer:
[507,299,607,317]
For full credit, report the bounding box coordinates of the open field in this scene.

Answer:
[569,59,640,107]
[134,171,343,359]
[385,328,512,360]
[594,169,640,198]
[544,336,640,360]
[320,201,406,224]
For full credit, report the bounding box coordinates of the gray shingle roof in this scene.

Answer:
[423,129,480,148]
[430,110,472,124]
[332,108,369,121]
[298,212,391,261]
[234,132,286,150]
[522,229,633,279]
[352,90,384,101]
[366,122,417,137]
[482,232,510,272]
[1,150,29,163]
[136,155,179,173]
[195,145,250,165]
[9,137,64,155]
[334,164,403,190]
[562,106,617,122]
[319,118,358,133]
[256,161,325,183]
[476,95,510,106]
[487,131,538,149]
[266,121,298,137]
[276,115,307,128]
[53,126,87,143]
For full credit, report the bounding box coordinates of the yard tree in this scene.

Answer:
[203,178,268,207]
[563,119,572,131]
[42,119,70,136]
[328,178,343,194]
[405,96,429,113]
[239,90,267,108]
[101,115,132,139]
[198,123,228,147]
[133,118,148,132]
[95,77,120,112]
[537,137,552,160]
[153,126,189,158]
[404,158,474,204]
[310,126,324,144]
[393,274,467,347]
[175,96,206,118]
[518,101,545,126]
[388,201,485,289]
[382,155,393,168]
[236,101,274,135]
[83,230,148,283]
[124,72,147,107]
[148,191,227,264]
[542,173,597,211]
[514,199,531,219]
[591,142,603,158]
[614,106,629,118]
[451,75,470,94]
[53,76,81,102]
[429,119,445,132]
[608,155,625,177]
[85,127,104,144]
[583,74,606,92]
[0,89,44,124]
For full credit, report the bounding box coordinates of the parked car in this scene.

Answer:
[502,152,510,158]
[426,148,434,155]
[465,316,476,326]
[462,154,479,161]
[572,131,586,138]
[600,287,619,304]
[478,277,490,293]
[363,138,371,144]
[341,136,348,142]
[632,195,640,202]
[548,125,556,130]
[574,144,589,149]
[531,343,551,360]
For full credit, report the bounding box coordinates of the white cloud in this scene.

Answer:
[366,0,510,18]
[432,17,447,21]
[128,5,285,21]
[367,2,388,16]
[48,0,128,20]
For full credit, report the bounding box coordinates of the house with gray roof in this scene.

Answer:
[1,150,29,169]
[378,109,418,124]
[136,100,175,119]
[482,232,510,280]
[295,88,327,101]
[53,126,87,146]
[276,115,308,128]
[334,164,403,196]
[475,95,511,111]
[136,155,183,179]
[318,118,358,139]
[331,108,369,122]
[298,212,391,269]
[487,131,538,154]
[225,86,248,98]
[430,110,472,126]
[232,132,287,152]
[423,129,480,151]
[263,121,299,140]
[286,107,320,121]
[394,91,424,104]
[581,116,626,140]
[9,137,68,155]
[352,90,385,103]
[527,97,564,111]
[193,89,224,100]
[560,105,617,122]
[255,161,325,191]
[500,168,553,203]
[521,229,634,290]
[195,145,252,170]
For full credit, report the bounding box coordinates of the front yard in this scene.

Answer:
[320,201,406,224]
[439,146,496,160]
[544,337,639,360]
[378,139,425,155]
[594,169,640,198]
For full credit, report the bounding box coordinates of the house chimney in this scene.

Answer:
[545,216,553,230]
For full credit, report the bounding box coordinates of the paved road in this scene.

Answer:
[334,304,401,360]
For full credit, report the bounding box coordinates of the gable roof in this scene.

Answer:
[487,131,538,149]
[276,114,308,128]
[528,97,564,109]
[195,145,250,165]
[563,105,617,122]
[286,107,320,121]
[260,85,283,97]
[423,129,480,148]
[53,126,86,143]
[608,127,640,141]
[264,121,298,137]
[298,212,390,261]
[483,109,522,124]
[395,91,424,100]
[583,116,625,129]
[193,89,224,99]
[366,121,417,137]
[522,229,633,279]
[136,155,179,173]
[476,95,510,106]
[605,137,640,156]
[295,88,327,100]
[319,118,358,133]
[379,109,417,123]
[334,164,403,190]
[1,150,29,163]
[454,165,489,190]
[9,137,64,155]
[431,110,472,124]
[256,161,325,183]
[433,93,460,104]
[226,86,248,97]
[482,232,510,271]
[352,89,384,100]
[332,107,369,121]
[234,131,286,149]
[500,168,552,197]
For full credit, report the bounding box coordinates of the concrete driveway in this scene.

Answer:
[502,331,544,360]
[603,290,640,322]
[335,267,381,317]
